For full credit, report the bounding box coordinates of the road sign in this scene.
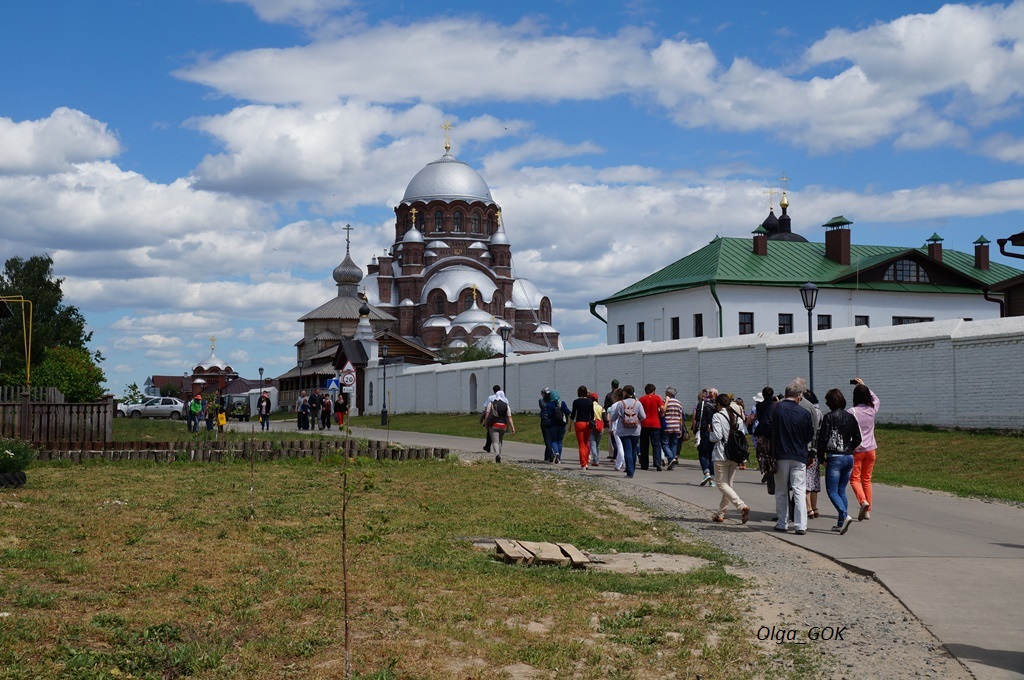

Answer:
[341,372,355,386]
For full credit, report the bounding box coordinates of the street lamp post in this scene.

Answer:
[258,366,264,389]
[499,324,512,394]
[380,345,389,426]
[799,282,819,395]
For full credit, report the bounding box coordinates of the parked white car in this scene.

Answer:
[120,397,187,420]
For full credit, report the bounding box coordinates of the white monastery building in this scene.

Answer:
[592,193,1024,344]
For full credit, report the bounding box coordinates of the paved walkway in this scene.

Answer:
[250,421,1024,679]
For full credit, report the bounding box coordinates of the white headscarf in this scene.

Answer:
[494,390,508,403]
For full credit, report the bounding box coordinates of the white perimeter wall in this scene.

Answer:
[365,316,1024,429]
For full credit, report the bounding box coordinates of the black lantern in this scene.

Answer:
[799,282,818,395]
[380,344,389,426]
[499,324,512,394]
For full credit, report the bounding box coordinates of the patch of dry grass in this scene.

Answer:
[0,456,800,678]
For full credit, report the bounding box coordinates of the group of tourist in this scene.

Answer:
[294,388,349,431]
[481,374,880,536]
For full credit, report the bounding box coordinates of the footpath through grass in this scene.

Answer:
[0,456,807,679]
[351,414,1024,504]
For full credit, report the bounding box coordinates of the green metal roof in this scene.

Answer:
[595,237,1023,306]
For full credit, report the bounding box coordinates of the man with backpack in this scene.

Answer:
[694,388,718,486]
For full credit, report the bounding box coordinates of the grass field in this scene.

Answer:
[0,455,808,679]
[349,413,1024,504]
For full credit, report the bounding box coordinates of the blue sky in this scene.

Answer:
[2,0,1024,395]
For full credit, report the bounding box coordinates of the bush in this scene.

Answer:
[0,438,36,473]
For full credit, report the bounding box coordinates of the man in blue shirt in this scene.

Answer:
[772,379,815,534]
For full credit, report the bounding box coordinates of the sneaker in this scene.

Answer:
[667,459,678,470]
[655,465,662,472]
[709,480,716,487]
[741,506,750,524]
[858,502,870,521]
[831,525,843,532]
[794,529,806,535]
[864,511,871,520]
[773,526,789,533]
[711,515,725,523]
[699,473,712,486]
[495,454,501,464]
[840,516,853,535]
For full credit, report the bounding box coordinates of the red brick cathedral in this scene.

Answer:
[362,133,559,354]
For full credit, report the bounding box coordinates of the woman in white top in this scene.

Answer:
[708,393,750,524]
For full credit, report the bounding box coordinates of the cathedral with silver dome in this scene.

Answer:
[361,130,560,353]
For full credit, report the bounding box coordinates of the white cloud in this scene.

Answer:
[179,6,1024,153]
[224,0,353,26]
[0,108,121,175]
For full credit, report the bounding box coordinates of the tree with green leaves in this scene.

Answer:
[0,254,104,400]
[31,346,106,402]
[436,343,499,364]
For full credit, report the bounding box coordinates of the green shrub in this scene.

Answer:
[0,438,36,473]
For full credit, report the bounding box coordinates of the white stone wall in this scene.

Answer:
[365,317,1024,429]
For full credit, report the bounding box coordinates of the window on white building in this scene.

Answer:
[778,313,793,334]
[855,315,870,327]
[884,259,930,283]
[817,314,832,330]
[693,314,704,337]
[637,322,645,341]
[617,325,625,344]
[739,312,754,335]
[893,316,934,325]
[670,316,680,340]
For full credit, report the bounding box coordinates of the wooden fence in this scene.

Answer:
[0,392,114,444]
[0,386,63,403]
[34,437,449,463]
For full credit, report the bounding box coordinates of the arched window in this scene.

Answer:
[453,211,463,232]
[433,293,445,316]
[416,211,425,230]
[368,382,374,406]
[463,294,474,311]
[540,299,551,323]
[434,211,444,231]
[883,259,930,283]
[488,214,495,233]
[471,213,481,233]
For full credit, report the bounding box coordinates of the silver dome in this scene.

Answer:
[512,278,545,310]
[451,300,494,331]
[403,226,425,243]
[333,251,363,286]
[490,227,509,245]
[420,265,497,304]
[426,240,449,249]
[402,153,495,205]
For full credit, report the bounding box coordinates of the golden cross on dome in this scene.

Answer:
[763,185,776,210]
[442,120,453,152]
[408,207,417,229]
[496,210,502,227]
[209,336,216,351]
[471,283,477,303]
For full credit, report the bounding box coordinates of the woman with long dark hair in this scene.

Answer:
[849,378,880,521]
[708,393,750,524]
[817,388,862,534]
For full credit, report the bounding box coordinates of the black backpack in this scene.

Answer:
[548,400,565,425]
[725,417,749,464]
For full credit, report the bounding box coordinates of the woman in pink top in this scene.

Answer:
[848,378,880,521]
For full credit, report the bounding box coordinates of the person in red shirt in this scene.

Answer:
[638,383,665,470]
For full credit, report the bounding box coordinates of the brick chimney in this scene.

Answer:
[974,235,990,270]
[822,216,852,265]
[926,233,943,262]
[752,224,768,256]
